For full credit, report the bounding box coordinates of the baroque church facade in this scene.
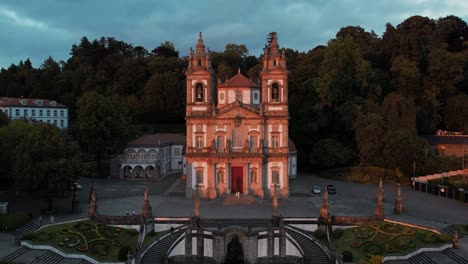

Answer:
[184,32,297,199]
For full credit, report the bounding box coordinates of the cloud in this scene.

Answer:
[0,0,467,69]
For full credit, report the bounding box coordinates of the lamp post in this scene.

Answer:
[71,181,81,213]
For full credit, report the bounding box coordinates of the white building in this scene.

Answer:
[111,133,185,179]
[0,97,68,129]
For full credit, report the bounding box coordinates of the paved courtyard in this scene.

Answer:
[1,172,467,262]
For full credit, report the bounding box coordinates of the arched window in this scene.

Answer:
[195,83,204,102]
[271,82,280,102]
[198,59,202,66]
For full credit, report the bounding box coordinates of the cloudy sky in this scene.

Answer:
[0,0,467,69]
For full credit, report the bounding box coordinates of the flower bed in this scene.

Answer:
[23,220,138,262]
[334,221,450,263]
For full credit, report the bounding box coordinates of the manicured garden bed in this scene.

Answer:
[334,221,451,263]
[22,220,139,262]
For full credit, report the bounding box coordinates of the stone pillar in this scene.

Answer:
[206,164,217,199]
[394,184,404,214]
[319,188,329,221]
[453,229,459,248]
[88,187,97,218]
[141,188,152,219]
[185,228,192,256]
[272,184,279,218]
[246,233,258,264]
[374,178,384,219]
[280,163,289,198]
[267,227,274,257]
[197,228,204,257]
[212,233,224,263]
[279,224,286,257]
[194,184,200,218]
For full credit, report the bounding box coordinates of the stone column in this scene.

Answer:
[453,229,459,248]
[88,187,97,218]
[141,188,152,219]
[272,185,279,218]
[279,225,286,257]
[194,184,200,218]
[212,233,224,263]
[197,228,204,257]
[185,228,192,256]
[394,184,404,214]
[267,227,274,257]
[374,178,384,219]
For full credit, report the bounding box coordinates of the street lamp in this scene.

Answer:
[71,181,82,213]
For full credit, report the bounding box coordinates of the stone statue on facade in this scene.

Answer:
[217,169,226,196]
[217,170,224,184]
[252,170,257,184]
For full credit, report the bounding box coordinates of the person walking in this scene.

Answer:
[50,215,55,224]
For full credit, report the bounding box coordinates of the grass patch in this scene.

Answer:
[0,212,30,231]
[319,166,403,184]
[23,220,138,262]
[334,221,451,263]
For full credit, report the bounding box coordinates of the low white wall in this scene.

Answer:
[21,241,130,264]
[383,243,452,262]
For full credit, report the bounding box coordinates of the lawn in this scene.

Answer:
[334,221,452,263]
[319,166,402,184]
[23,220,139,262]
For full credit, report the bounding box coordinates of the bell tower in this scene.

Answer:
[186,32,214,116]
[260,32,288,115]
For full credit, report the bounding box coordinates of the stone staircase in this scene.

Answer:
[285,226,330,264]
[219,195,263,205]
[141,229,185,264]
[0,246,29,262]
[29,250,64,264]
[441,225,465,238]
[443,249,468,264]
[408,252,437,264]
[14,221,40,241]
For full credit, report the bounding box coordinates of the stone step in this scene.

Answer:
[444,249,468,264]
[0,246,28,262]
[14,221,39,240]
[408,253,437,264]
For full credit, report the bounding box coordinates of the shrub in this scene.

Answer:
[118,246,132,261]
[333,228,344,239]
[22,232,36,240]
[342,250,353,262]
[368,255,384,264]
[439,233,452,242]
[423,233,438,243]
[0,212,30,231]
[314,229,327,240]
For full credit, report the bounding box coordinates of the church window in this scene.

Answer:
[216,135,225,149]
[232,129,242,149]
[272,170,280,186]
[196,168,204,184]
[273,60,277,66]
[195,135,204,148]
[195,83,204,102]
[197,59,202,66]
[235,91,242,101]
[271,135,279,148]
[249,135,258,150]
[271,82,280,102]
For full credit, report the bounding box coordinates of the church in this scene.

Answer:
[184,32,296,199]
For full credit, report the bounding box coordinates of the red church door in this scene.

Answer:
[231,166,243,193]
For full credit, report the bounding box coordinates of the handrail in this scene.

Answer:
[285,225,332,259]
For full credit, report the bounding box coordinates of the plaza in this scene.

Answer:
[1,172,468,263]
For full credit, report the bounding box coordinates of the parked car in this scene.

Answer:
[327,184,336,194]
[312,185,321,194]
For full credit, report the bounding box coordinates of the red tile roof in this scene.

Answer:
[0,98,66,108]
[127,133,186,148]
[218,71,260,88]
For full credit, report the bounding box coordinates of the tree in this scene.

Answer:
[444,94,468,132]
[151,41,179,58]
[0,110,8,127]
[315,36,371,107]
[77,91,129,176]
[383,129,426,177]
[390,55,421,96]
[13,123,81,211]
[309,138,355,168]
[381,93,417,133]
[355,112,385,166]
[0,120,35,189]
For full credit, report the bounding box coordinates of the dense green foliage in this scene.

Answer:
[0,212,30,231]
[0,15,466,179]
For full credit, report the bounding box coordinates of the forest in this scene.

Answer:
[1,15,467,182]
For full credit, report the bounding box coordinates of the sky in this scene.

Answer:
[0,0,467,69]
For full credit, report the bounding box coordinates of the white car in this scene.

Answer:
[312,185,321,194]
